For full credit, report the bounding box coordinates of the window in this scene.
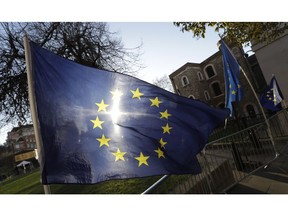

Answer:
[205,65,216,79]
[246,104,256,118]
[181,76,189,86]
[211,82,222,96]
[15,144,20,149]
[188,95,195,99]
[204,91,210,101]
[197,72,203,81]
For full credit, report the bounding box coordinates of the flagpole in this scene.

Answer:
[218,40,230,129]
[141,175,169,194]
[23,34,51,194]
[240,66,279,156]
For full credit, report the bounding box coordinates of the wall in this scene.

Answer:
[252,32,288,103]
[169,44,262,119]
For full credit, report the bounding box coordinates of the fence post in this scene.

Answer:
[231,142,244,171]
[201,151,214,193]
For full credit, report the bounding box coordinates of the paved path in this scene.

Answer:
[227,141,288,194]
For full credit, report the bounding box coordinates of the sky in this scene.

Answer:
[108,22,229,83]
[0,22,251,145]
[0,0,283,145]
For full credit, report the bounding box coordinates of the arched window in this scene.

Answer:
[181,76,189,86]
[188,95,195,99]
[246,104,256,118]
[211,81,222,96]
[204,91,210,101]
[205,65,217,79]
[197,71,203,81]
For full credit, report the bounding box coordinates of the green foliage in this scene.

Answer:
[174,22,288,47]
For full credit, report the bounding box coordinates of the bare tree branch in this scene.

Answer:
[0,22,144,126]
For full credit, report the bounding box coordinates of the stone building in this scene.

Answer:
[169,42,265,120]
[6,123,37,162]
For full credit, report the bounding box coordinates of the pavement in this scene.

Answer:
[226,140,288,194]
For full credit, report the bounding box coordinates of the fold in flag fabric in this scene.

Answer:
[221,40,243,117]
[29,42,230,184]
[260,75,283,112]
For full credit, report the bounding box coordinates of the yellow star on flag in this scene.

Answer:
[154,148,165,159]
[90,116,104,129]
[110,89,123,100]
[162,123,172,134]
[159,138,168,148]
[131,88,144,99]
[135,152,150,167]
[96,134,111,147]
[95,99,109,112]
[150,97,162,107]
[160,109,172,119]
[231,90,236,95]
[112,148,126,161]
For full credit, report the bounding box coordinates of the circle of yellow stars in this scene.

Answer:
[90,87,173,167]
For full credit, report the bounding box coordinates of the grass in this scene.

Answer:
[0,168,163,194]
[0,170,44,194]
[0,168,196,194]
[3,120,261,194]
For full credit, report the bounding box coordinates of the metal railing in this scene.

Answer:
[143,109,288,194]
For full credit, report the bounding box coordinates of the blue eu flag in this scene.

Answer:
[29,42,230,184]
[260,75,283,112]
[221,40,243,117]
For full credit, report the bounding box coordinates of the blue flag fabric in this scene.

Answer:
[29,42,230,184]
[260,75,283,112]
[221,40,243,117]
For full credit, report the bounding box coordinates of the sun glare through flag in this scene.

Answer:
[28,41,230,184]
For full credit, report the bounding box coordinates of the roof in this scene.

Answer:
[169,62,200,78]
[10,124,33,133]
[169,50,222,79]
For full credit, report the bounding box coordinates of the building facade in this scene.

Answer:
[6,123,37,162]
[169,43,264,120]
